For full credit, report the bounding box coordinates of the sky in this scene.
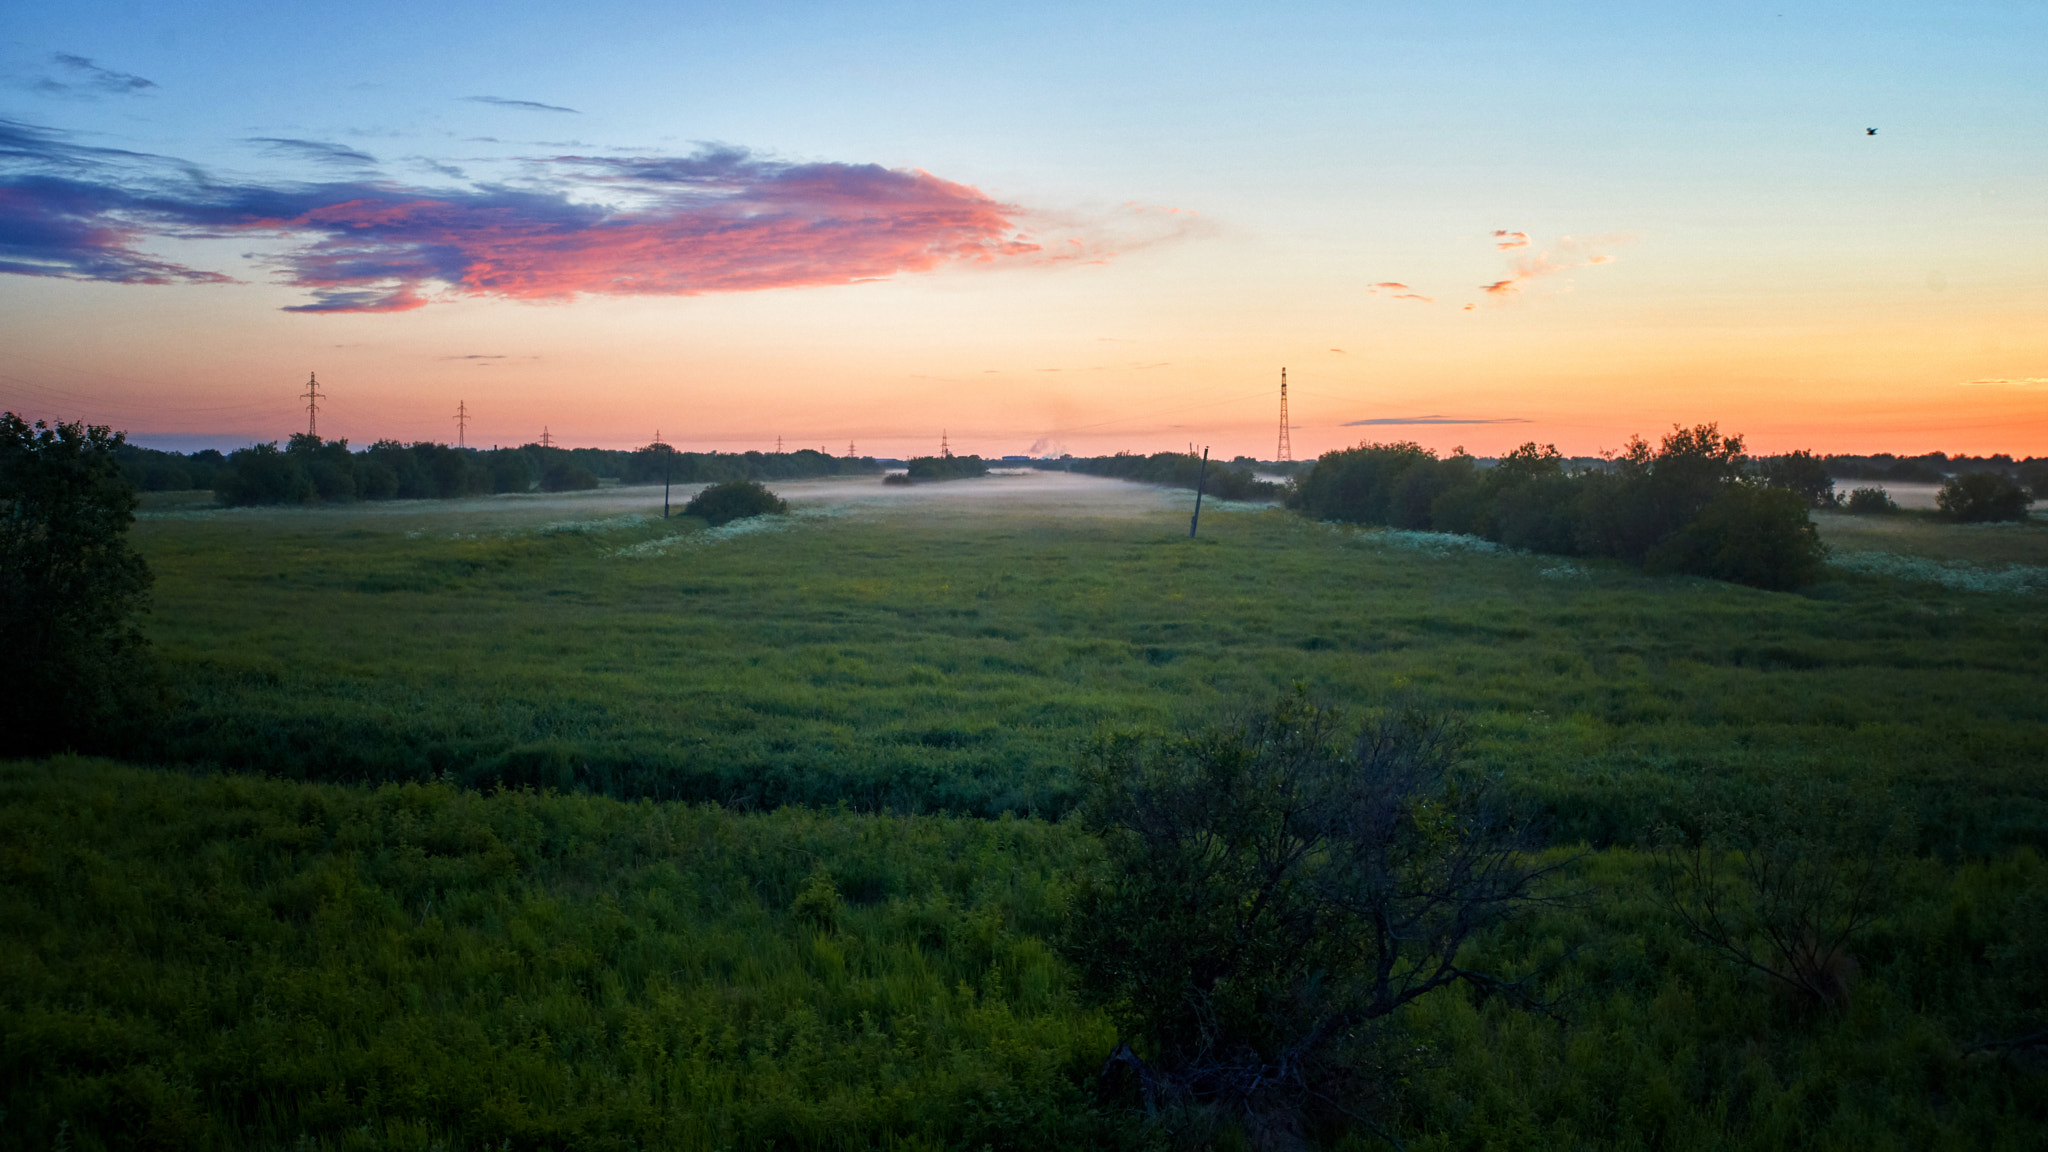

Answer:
[2,0,2045,459]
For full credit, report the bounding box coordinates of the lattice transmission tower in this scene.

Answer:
[539,426,553,449]
[1276,367,1291,463]
[301,372,323,438]
[454,400,469,448]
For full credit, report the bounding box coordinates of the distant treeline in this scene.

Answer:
[1033,453,1283,501]
[115,434,880,505]
[1293,428,1829,590]
[1821,451,2046,485]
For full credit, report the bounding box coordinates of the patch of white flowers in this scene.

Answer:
[1829,550,2047,595]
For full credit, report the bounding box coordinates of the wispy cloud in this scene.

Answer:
[0,118,1069,313]
[1476,231,1627,301]
[463,96,580,114]
[1958,377,2048,388]
[31,54,157,98]
[1493,229,1529,250]
[1367,280,1433,303]
[245,137,379,166]
[1343,415,1532,426]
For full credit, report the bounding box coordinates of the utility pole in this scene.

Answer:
[1189,446,1210,537]
[1277,367,1291,463]
[655,429,672,519]
[301,372,323,438]
[454,400,469,448]
[539,426,553,449]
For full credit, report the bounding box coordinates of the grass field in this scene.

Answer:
[3,474,2042,1148]
[128,474,2048,851]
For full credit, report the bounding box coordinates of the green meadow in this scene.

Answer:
[4,473,2045,1148]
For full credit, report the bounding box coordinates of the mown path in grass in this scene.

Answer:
[130,473,2047,853]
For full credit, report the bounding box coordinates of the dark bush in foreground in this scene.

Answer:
[1938,471,2033,522]
[1844,486,1899,514]
[684,479,787,525]
[0,414,154,754]
[1064,693,1557,1143]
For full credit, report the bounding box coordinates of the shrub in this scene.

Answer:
[1937,471,2033,522]
[1644,483,1828,591]
[0,413,155,754]
[904,454,989,481]
[684,479,788,525]
[1843,486,1898,515]
[1064,692,1558,1140]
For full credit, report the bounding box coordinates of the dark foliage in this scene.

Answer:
[1288,425,1825,590]
[113,443,225,491]
[0,413,154,754]
[207,436,879,506]
[905,454,990,481]
[1938,471,2034,523]
[1644,484,1828,591]
[2019,460,2048,500]
[1844,486,1899,515]
[682,479,788,526]
[1038,453,1283,502]
[1760,450,1837,508]
[1064,692,1558,1145]
[1659,783,1904,1014]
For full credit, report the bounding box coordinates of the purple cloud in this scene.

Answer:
[0,118,1066,313]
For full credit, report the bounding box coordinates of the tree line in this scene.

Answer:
[1033,452,1283,501]
[176,435,881,506]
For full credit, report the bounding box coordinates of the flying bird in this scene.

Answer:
[1867,127,1877,135]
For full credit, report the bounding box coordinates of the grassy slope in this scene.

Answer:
[8,484,2036,1148]
[3,761,2041,1151]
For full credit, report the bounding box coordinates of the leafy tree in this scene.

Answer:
[0,414,155,754]
[1844,486,1898,515]
[1063,693,1560,1145]
[1937,471,2033,522]
[683,479,788,526]
[1760,450,1837,508]
[1644,483,1828,590]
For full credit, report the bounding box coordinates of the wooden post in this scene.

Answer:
[1189,446,1210,537]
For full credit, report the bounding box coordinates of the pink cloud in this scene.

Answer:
[1493,229,1529,250]
[0,123,1084,312]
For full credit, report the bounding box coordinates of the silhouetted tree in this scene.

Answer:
[1,414,155,754]
[1064,692,1562,1147]
[1938,471,2033,522]
[1760,450,1837,508]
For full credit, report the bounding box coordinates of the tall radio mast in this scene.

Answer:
[302,372,323,438]
[1276,368,1291,463]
